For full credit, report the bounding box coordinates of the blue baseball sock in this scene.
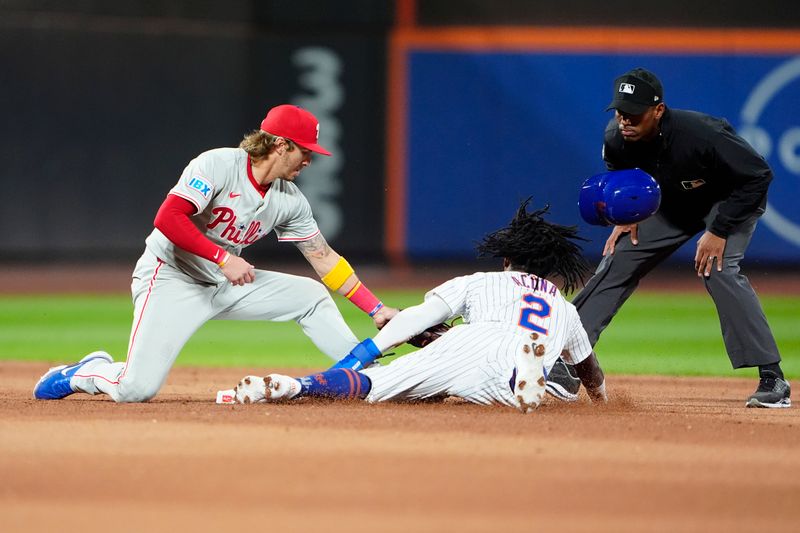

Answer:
[329,338,382,371]
[298,368,372,399]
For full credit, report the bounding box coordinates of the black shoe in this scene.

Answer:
[745,371,791,408]
[545,358,581,402]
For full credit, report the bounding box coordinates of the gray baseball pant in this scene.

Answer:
[73,251,359,402]
[571,205,781,369]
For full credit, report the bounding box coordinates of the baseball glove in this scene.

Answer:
[407,321,453,348]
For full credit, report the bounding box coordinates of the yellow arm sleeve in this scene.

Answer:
[321,257,355,291]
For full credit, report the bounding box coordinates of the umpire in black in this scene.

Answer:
[571,67,790,408]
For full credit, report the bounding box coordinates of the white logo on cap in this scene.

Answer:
[619,83,636,94]
[315,123,320,141]
[654,95,660,102]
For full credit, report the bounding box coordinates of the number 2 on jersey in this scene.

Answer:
[518,294,550,334]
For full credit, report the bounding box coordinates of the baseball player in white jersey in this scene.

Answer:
[33,104,398,402]
[232,200,607,412]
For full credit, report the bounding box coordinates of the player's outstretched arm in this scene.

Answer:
[571,351,607,402]
[328,296,453,372]
[295,233,398,327]
[372,296,453,351]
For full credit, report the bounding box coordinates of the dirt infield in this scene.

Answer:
[2,362,798,533]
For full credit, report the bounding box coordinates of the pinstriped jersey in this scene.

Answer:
[426,271,592,364]
[145,147,319,284]
[362,270,592,405]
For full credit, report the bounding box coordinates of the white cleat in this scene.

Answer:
[234,374,301,404]
[514,339,547,413]
[234,375,267,404]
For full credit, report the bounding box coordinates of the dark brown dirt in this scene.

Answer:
[2,362,799,533]
[2,264,798,531]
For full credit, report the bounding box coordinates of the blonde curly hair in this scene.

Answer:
[239,130,298,161]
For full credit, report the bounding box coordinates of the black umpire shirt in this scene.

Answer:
[602,107,772,238]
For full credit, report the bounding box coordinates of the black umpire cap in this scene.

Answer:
[606,68,664,115]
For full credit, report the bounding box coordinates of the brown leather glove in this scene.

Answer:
[407,322,452,348]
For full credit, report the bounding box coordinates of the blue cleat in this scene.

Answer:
[33,351,113,400]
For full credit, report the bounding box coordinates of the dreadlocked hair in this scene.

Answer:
[476,198,590,294]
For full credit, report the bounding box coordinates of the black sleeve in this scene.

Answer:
[708,122,772,238]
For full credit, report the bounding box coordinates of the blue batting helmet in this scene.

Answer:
[578,168,661,226]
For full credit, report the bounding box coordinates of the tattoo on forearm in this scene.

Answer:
[295,234,331,260]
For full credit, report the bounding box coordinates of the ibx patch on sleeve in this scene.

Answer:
[185,174,213,198]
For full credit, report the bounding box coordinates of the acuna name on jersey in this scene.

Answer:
[511,273,558,296]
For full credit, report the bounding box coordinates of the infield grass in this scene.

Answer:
[1,290,797,379]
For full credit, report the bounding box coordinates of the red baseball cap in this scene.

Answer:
[259,104,332,156]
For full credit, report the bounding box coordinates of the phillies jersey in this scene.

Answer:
[145,148,319,283]
[427,271,591,364]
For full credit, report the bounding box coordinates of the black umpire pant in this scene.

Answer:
[572,205,781,369]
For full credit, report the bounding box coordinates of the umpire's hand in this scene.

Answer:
[603,224,638,256]
[695,231,726,277]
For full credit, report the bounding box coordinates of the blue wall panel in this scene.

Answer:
[406,52,800,263]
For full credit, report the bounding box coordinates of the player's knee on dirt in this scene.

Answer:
[116,380,161,403]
